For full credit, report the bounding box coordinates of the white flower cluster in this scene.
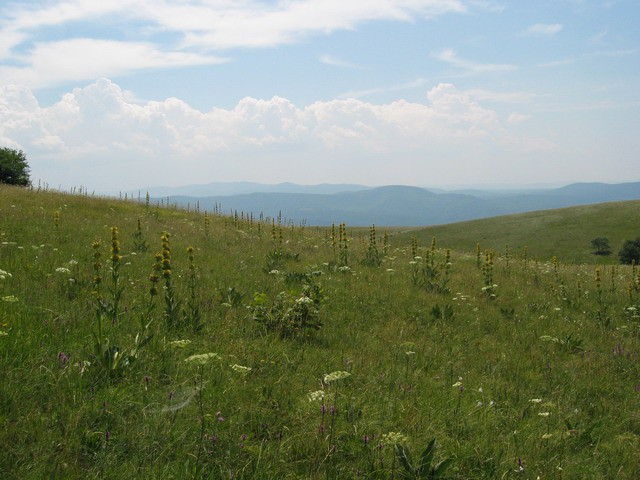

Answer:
[381,431,408,445]
[55,267,71,274]
[295,296,313,305]
[230,364,252,375]
[307,390,325,402]
[0,269,12,280]
[323,371,351,383]
[184,352,221,365]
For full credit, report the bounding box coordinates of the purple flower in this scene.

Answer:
[57,352,69,366]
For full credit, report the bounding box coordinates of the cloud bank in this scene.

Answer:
[0,78,553,190]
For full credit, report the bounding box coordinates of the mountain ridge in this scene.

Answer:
[148,181,640,226]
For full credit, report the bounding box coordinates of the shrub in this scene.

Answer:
[591,237,611,256]
[618,237,640,265]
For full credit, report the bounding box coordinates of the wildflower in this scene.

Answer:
[0,269,12,280]
[230,364,252,375]
[541,433,553,439]
[308,390,325,402]
[268,269,280,275]
[295,296,313,305]
[405,351,416,356]
[323,371,351,383]
[529,398,543,404]
[55,267,71,274]
[58,352,69,366]
[452,381,463,388]
[169,339,192,348]
[2,295,18,303]
[184,353,221,365]
[381,431,408,445]
[538,412,550,417]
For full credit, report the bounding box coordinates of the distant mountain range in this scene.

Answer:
[137,181,640,226]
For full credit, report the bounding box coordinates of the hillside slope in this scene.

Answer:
[1,185,639,478]
[395,200,640,263]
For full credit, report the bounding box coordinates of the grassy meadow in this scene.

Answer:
[1,184,639,479]
[398,200,640,264]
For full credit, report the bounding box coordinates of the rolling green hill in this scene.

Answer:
[396,200,640,264]
[1,184,640,479]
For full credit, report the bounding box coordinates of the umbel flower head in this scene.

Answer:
[323,371,351,384]
[184,353,222,365]
[230,364,252,375]
[381,431,408,446]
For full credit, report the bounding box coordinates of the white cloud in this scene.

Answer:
[538,58,575,68]
[0,39,225,89]
[0,79,550,189]
[525,24,563,36]
[507,113,531,124]
[431,48,516,75]
[0,0,472,88]
[320,54,366,69]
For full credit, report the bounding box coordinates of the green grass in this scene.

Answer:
[1,184,640,479]
[395,200,640,264]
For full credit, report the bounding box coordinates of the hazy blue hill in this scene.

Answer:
[168,185,494,226]
[157,181,640,226]
[553,181,640,200]
[139,181,371,198]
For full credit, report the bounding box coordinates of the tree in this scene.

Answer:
[618,237,640,265]
[0,147,31,186]
[591,237,612,256]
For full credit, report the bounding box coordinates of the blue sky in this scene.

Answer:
[0,0,638,192]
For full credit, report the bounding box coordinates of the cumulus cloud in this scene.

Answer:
[0,78,552,190]
[507,113,531,124]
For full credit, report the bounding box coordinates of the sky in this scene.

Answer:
[0,0,638,193]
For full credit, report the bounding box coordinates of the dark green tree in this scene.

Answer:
[591,237,611,256]
[0,147,31,186]
[618,237,640,265]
